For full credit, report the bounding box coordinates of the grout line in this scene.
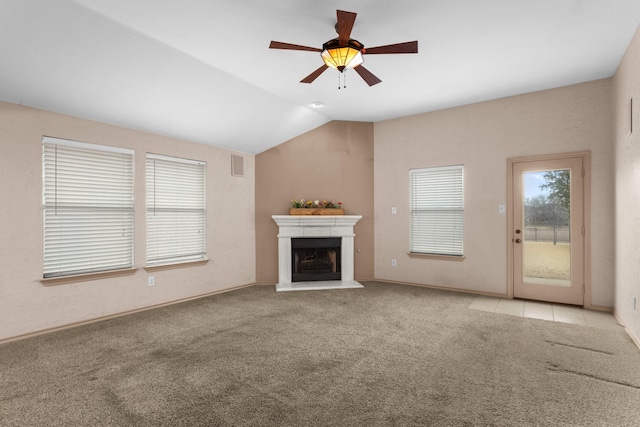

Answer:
[468,296,620,329]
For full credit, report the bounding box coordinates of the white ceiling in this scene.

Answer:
[2,0,640,154]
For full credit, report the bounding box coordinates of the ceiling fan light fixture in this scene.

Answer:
[269,10,418,86]
[321,39,364,71]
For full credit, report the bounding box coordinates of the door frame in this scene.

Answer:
[507,151,592,307]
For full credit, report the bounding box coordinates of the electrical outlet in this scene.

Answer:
[391,207,397,214]
[391,259,397,267]
[148,276,155,287]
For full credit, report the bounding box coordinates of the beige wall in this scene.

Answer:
[0,101,256,341]
[255,121,374,284]
[613,25,640,343]
[374,80,614,307]
[2,56,631,342]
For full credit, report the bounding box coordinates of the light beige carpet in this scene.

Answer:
[1,281,639,426]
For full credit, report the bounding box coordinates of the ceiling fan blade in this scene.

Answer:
[336,10,357,45]
[365,41,418,55]
[301,64,329,83]
[269,41,322,52]
[354,65,381,86]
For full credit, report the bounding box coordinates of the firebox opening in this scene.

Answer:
[291,237,341,282]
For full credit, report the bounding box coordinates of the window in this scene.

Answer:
[146,154,206,266]
[43,137,134,278]
[410,165,464,256]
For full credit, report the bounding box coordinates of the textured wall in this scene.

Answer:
[374,80,614,307]
[613,25,640,343]
[0,101,256,341]
[255,121,374,284]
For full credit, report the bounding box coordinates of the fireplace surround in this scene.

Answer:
[272,215,363,291]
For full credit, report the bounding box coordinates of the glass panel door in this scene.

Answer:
[522,170,571,286]
[512,156,584,306]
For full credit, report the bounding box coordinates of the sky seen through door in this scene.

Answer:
[524,173,551,198]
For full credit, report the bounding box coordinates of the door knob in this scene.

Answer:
[515,238,521,244]
[515,229,521,234]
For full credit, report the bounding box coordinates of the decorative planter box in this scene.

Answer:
[289,208,345,215]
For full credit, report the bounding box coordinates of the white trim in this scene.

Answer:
[272,215,363,291]
[147,152,206,166]
[43,136,133,155]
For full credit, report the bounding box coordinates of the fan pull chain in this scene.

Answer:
[338,71,347,90]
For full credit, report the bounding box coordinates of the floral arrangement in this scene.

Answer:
[291,199,343,209]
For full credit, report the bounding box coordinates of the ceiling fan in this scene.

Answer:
[269,10,418,87]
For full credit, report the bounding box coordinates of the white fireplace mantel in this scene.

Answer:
[272,215,363,292]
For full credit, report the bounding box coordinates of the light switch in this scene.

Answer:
[391,207,397,214]
[498,204,506,214]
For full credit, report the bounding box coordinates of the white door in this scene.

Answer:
[511,155,585,305]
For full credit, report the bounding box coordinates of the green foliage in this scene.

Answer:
[290,199,342,209]
[539,170,570,211]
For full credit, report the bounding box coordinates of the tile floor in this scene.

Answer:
[469,295,623,331]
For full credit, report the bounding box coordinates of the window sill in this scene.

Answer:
[408,252,465,262]
[145,258,209,272]
[41,268,138,286]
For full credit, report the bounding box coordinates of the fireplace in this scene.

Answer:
[292,237,341,282]
[272,215,363,291]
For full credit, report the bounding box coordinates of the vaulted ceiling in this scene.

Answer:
[2,0,640,154]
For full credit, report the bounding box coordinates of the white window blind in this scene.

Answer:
[42,137,134,278]
[410,165,464,256]
[146,154,206,266]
